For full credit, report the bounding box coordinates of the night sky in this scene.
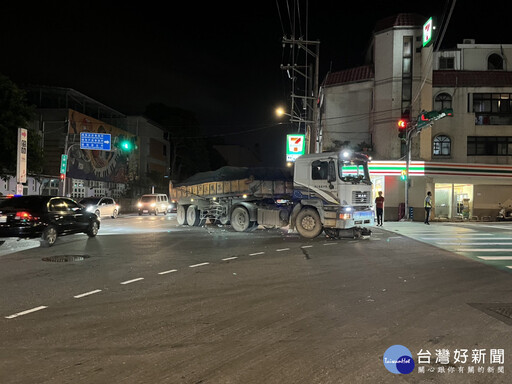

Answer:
[1,1,510,167]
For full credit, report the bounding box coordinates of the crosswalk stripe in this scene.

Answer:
[436,242,512,245]
[421,237,500,241]
[458,249,512,252]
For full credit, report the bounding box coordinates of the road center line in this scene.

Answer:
[158,269,178,275]
[120,277,144,285]
[222,257,238,261]
[249,252,265,256]
[74,289,102,299]
[276,248,290,252]
[189,262,210,268]
[5,306,48,319]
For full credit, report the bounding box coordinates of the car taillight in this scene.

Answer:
[15,211,35,221]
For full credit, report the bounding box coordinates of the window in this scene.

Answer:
[64,199,82,212]
[467,136,512,156]
[439,57,454,69]
[401,36,413,115]
[49,198,68,212]
[311,161,328,180]
[433,135,451,156]
[472,93,512,125]
[488,54,504,70]
[434,93,452,110]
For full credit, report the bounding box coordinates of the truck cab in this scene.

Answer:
[291,150,375,238]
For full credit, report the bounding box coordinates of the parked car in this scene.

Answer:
[79,196,120,219]
[0,196,100,247]
[137,194,170,215]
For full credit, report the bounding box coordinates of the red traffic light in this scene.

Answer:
[60,173,66,180]
[397,119,407,129]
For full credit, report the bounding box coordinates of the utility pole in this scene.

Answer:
[281,37,320,154]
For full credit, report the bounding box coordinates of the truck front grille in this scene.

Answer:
[352,191,369,204]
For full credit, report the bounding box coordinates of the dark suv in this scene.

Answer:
[0,196,100,247]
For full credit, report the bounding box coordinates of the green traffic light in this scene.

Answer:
[120,140,132,151]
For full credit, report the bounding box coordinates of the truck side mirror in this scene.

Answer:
[327,160,336,183]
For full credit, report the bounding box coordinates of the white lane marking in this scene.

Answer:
[507,266,512,269]
[189,262,209,268]
[74,289,102,299]
[387,236,402,239]
[479,257,512,260]
[5,306,48,319]
[120,277,144,285]
[434,238,512,241]
[276,248,290,252]
[421,237,497,241]
[458,249,512,252]
[323,243,336,246]
[301,245,313,249]
[158,269,178,275]
[437,242,512,245]
[249,252,265,256]
[222,257,238,261]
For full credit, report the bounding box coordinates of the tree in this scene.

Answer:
[0,73,43,176]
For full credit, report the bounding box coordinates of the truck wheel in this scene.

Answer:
[177,205,188,225]
[296,207,323,239]
[231,206,250,232]
[186,205,201,226]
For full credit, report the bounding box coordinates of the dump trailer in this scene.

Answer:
[169,151,375,239]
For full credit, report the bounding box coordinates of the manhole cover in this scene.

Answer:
[469,303,512,326]
[42,255,91,262]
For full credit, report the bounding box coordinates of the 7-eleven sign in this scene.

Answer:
[423,17,434,47]
[286,134,306,161]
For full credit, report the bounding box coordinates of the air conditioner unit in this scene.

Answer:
[463,39,475,44]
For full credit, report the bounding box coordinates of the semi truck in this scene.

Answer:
[169,150,375,239]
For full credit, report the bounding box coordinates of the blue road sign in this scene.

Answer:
[80,132,111,151]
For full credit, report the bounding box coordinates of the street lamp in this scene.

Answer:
[275,107,287,117]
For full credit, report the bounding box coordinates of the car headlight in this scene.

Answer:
[86,206,94,212]
[151,203,156,207]
[137,202,142,208]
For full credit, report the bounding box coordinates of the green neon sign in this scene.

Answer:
[423,17,434,47]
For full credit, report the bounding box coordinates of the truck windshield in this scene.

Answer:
[339,160,371,184]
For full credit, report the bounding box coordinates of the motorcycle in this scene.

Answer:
[497,202,512,221]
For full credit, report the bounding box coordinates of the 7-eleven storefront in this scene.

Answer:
[369,161,512,222]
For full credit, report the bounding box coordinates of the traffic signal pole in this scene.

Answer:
[404,126,413,220]
[401,108,453,221]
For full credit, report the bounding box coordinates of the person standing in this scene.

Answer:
[375,191,385,226]
[424,191,433,225]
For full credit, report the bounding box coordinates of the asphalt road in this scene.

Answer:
[1,215,512,383]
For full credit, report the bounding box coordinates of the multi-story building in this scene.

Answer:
[317,14,512,221]
[23,86,139,199]
[126,115,170,193]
